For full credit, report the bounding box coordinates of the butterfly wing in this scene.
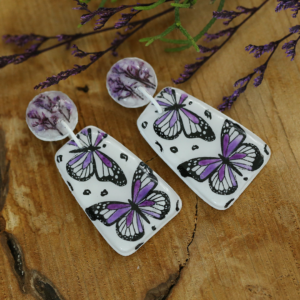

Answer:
[131,162,158,203]
[85,201,144,241]
[229,143,264,172]
[221,119,246,157]
[178,107,215,141]
[138,191,170,220]
[93,150,127,186]
[66,128,95,181]
[66,149,95,181]
[209,164,238,195]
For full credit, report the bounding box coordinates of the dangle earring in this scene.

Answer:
[26,91,182,256]
[106,57,271,210]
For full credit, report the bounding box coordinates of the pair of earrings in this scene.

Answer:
[26,57,270,256]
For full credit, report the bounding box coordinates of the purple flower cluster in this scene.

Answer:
[27,110,63,135]
[245,42,277,58]
[205,28,236,41]
[213,6,257,26]
[3,34,43,47]
[282,38,300,60]
[173,57,208,84]
[275,0,300,17]
[114,9,140,30]
[34,64,89,89]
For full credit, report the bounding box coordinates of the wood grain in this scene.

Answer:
[1,0,300,299]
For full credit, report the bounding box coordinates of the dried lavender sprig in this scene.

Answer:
[219,32,294,111]
[34,7,173,90]
[73,0,154,30]
[213,6,258,26]
[173,0,269,84]
[275,0,300,17]
[0,7,172,70]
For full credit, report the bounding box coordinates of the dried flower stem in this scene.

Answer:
[174,0,269,84]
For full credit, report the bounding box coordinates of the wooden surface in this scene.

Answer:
[1,0,300,299]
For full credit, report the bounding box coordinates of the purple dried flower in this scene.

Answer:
[108,77,142,101]
[213,6,257,26]
[71,44,89,58]
[114,10,139,29]
[198,45,219,54]
[289,25,300,34]
[245,42,277,58]
[234,75,252,87]
[111,32,127,56]
[282,37,300,60]
[275,0,300,17]
[34,64,89,89]
[253,64,267,87]
[173,57,208,84]
[205,28,236,41]
[3,34,43,47]
[56,34,74,42]
[218,85,248,111]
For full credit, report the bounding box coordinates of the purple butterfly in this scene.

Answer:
[85,162,170,241]
[177,120,264,195]
[67,127,127,186]
[153,88,215,141]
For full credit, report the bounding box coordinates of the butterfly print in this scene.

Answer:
[177,119,264,195]
[66,127,127,186]
[153,88,215,141]
[85,162,170,241]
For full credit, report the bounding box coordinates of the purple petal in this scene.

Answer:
[81,128,89,136]
[68,140,78,147]
[164,87,172,95]
[95,151,112,168]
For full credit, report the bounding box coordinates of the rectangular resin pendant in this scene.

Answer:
[55,126,182,256]
[137,87,271,210]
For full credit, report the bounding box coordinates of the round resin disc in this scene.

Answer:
[106,57,158,108]
[26,91,78,142]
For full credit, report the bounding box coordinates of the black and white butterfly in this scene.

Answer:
[178,120,264,195]
[66,127,127,186]
[85,162,170,241]
[153,88,215,141]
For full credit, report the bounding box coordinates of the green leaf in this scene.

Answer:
[171,3,191,8]
[79,0,91,3]
[164,0,225,52]
[134,0,166,11]
[178,25,199,52]
[139,23,176,46]
[159,38,190,44]
[99,0,107,7]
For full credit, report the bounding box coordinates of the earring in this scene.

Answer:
[26,91,182,256]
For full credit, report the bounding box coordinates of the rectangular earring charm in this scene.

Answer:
[55,126,182,256]
[137,87,271,210]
